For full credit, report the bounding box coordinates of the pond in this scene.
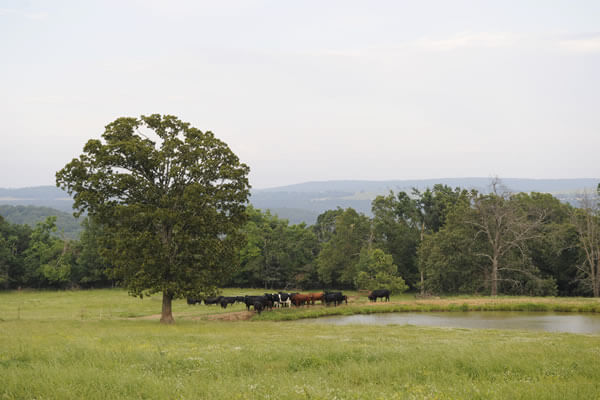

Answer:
[299,312,600,334]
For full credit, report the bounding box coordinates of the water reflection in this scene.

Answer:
[300,312,600,334]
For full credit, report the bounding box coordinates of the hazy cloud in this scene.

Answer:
[412,32,520,51]
[558,33,600,53]
[0,7,48,20]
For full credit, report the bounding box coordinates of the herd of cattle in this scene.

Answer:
[187,289,391,314]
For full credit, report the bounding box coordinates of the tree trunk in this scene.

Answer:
[491,258,498,297]
[420,222,425,296]
[160,292,174,324]
[594,263,599,298]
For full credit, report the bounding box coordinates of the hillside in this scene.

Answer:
[0,205,83,239]
[1,178,598,226]
[251,178,599,224]
[0,186,74,213]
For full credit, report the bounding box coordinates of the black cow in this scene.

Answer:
[253,301,265,315]
[368,289,390,302]
[219,297,237,309]
[204,296,223,305]
[324,292,347,306]
[244,295,273,311]
[263,293,281,308]
[187,297,202,305]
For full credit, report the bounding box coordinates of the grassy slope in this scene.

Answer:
[1,289,599,399]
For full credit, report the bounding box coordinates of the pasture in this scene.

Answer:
[1,289,600,399]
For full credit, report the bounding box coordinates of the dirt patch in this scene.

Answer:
[130,310,254,321]
[204,311,254,321]
[133,313,161,320]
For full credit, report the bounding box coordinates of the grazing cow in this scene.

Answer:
[290,293,310,307]
[368,289,390,302]
[204,296,223,305]
[244,295,273,311]
[324,292,348,306]
[234,296,246,304]
[219,297,237,309]
[308,292,325,305]
[243,295,261,310]
[253,301,265,315]
[187,297,201,305]
[278,292,292,307]
[264,293,281,308]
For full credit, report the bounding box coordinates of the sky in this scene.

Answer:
[1,0,599,189]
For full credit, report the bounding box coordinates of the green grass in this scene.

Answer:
[0,288,268,321]
[1,289,600,399]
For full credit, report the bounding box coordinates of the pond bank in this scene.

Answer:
[251,297,600,321]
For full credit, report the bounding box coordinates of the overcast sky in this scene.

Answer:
[1,0,599,189]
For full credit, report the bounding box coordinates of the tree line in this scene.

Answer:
[2,179,599,297]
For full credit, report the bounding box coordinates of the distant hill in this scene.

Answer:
[257,178,599,194]
[1,178,598,226]
[0,205,82,240]
[0,186,74,213]
[251,178,599,224]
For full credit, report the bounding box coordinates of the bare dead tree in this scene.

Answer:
[570,190,600,297]
[465,178,547,296]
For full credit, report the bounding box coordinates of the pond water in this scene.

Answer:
[299,312,600,334]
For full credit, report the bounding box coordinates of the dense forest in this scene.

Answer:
[1,180,599,297]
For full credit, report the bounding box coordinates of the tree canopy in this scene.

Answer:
[56,114,250,323]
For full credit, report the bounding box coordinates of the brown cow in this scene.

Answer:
[308,292,325,305]
[291,293,310,306]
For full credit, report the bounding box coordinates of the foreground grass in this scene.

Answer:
[2,319,600,399]
[1,289,600,399]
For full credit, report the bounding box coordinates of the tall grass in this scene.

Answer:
[1,290,600,399]
[2,318,600,399]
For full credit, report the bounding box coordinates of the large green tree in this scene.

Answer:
[371,185,470,293]
[0,216,32,289]
[316,208,371,287]
[233,207,318,289]
[22,217,74,288]
[56,114,250,323]
[73,217,113,287]
[371,193,419,289]
[513,192,578,296]
[466,189,549,296]
[355,248,408,294]
[419,186,559,296]
[418,201,484,295]
[570,189,600,297]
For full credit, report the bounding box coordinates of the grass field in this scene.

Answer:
[1,289,600,399]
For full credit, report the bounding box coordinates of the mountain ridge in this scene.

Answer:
[1,178,598,227]
[254,178,599,194]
